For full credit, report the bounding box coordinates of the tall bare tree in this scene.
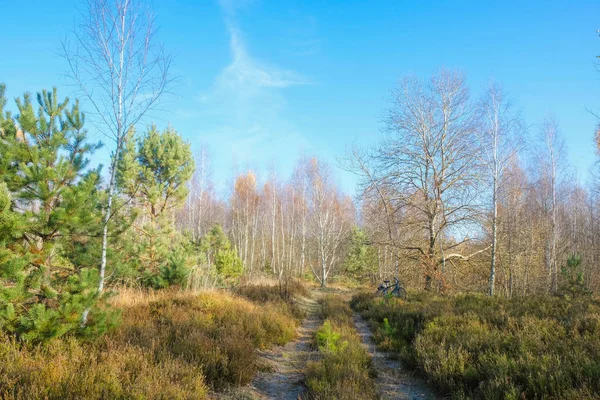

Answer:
[497,159,528,297]
[63,0,173,309]
[182,148,219,240]
[476,82,524,296]
[346,69,484,290]
[537,116,566,292]
[292,156,310,277]
[307,158,353,287]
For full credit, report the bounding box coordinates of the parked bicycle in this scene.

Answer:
[376,277,407,300]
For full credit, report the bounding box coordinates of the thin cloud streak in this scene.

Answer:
[196,0,313,179]
[200,19,309,106]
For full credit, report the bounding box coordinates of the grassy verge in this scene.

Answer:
[234,280,308,321]
[351,291,600,399]
[0,288,299,399]
[305,295,377,400]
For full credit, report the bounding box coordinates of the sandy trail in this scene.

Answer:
[353,313,440,400]
[221,289,439,400]
[223,293,321,400]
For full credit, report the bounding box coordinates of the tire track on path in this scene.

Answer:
[353,313,440,400]
[222,291,322,400]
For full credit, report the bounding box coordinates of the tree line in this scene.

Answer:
[176,155,356,288]
[2,71,598,341]
[344,69,598,297]
[0,0,598,344]
[175,68,599,301]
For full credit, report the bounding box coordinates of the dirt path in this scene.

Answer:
[224,293,321,400]
[354,314,440,400]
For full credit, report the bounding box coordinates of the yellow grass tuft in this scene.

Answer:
[0,287,300,398]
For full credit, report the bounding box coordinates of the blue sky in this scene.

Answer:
[0,0,599,195]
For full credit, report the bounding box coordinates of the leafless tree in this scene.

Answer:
[307,158,353,287]
[345,69,485,290]
[63,0,173,316]
[177,147,222,240]
[537,116,567,292]
[292,157,310,277]
[497,160,528,297]
[476,82,525,296]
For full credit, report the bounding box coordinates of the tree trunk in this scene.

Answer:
[425,215,436,291]
[82,142,121,325]
[321,258,327,288]
[489,179,498,296]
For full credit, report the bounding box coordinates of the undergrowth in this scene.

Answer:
[0,288,299,399]
[234,281,308,320]
[351,291,600,399]
[305,295,377,400]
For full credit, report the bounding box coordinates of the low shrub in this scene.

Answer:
[319,295,354,326]
[0,289,299,397]
[305,296,377,400]
[0,334,208,399]
[235,280,309,301]
[351,291,600,399]
[235,281,308,320]
[114,290,297,389]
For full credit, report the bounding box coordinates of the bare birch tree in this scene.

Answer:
[497,160,528,297]
[476,82,524,296]
[345,69,483,290]
[63,0,173,315]
[307,158,353,287]
[292,156,310,277]
[538,116,566,292]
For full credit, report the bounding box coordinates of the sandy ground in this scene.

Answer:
[353,313,441,400]
[218,289,441,400]
[219,293,321,400]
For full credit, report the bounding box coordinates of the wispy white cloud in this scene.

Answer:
[223,26,308,89]
[196,0,313,179]
[200,14,309,106]
[217,0,252,17]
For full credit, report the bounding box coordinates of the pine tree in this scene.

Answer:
[342,227,378,283]
[200,224,244,285]
[560,254,590,298]
[116,125,195,287]
[0,86,116,342]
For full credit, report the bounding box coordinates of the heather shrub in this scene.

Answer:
[0,289,299,397]
[234,281,308,320]
[351,291,600,399]
[114,291,297,389]
[235,280,308,301]
[319,294,354,326]
[305,296,377,400]
[0,334,208,399]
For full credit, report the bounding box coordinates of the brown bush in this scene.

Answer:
[0,289,299,397]
[0,335,208,399]
[352,291,600,399]
[234,281,308,320]
[114,290,297,389]
[306,296,377,400]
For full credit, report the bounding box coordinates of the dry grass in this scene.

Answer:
[0,335,207,400]
[352,291,600,399]
[305,295,377,400]
[240,274,281,286]
[234,280,309,321]
[0,288,299,398]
